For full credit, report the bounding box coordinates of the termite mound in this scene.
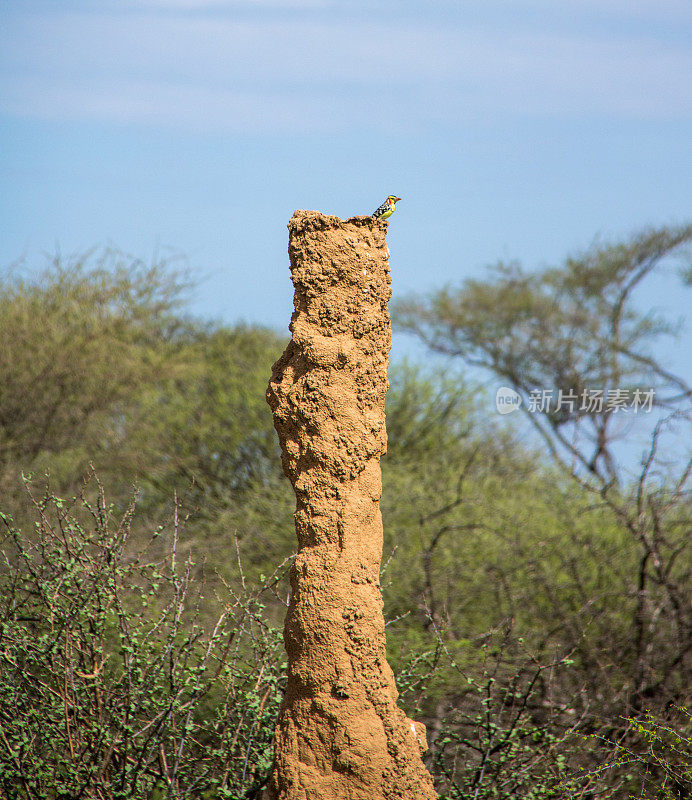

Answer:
[264,211,437,800]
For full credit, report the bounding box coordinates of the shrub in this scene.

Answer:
[0,473,286,800]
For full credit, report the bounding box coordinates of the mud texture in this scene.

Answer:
[264,211,437,800]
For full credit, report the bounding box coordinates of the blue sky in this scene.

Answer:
[1,0,691,389]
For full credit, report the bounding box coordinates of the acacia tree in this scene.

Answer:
[0,252,289,570]
[394,225,691,485]
[0,250,189,500]
[393,225,692,775]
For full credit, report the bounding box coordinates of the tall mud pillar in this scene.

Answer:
[265,211,437,800]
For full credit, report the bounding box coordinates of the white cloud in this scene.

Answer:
[1,8,691,133]
[0,77,366,133]
[76,0,692,21]
[125,0,332,8]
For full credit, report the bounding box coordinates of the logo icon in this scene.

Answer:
[495,387,522,415]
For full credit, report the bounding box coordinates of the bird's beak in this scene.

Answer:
[395,197,402,202]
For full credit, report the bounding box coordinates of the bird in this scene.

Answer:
[372,195,402,220]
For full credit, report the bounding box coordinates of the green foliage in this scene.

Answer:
[613,706,692,799]
[0,249,188,497]
[0,238,690,798]
[393,223,692,482]
[430,654,589,798]
[382,365,675,715]
[126,324,284,497]
[390,227,691,781]
[393,626,619,800]
[118,322,295,593]
[0,250,292,589]
[0,475,286,799]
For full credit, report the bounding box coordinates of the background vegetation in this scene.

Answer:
[0,227,690,798]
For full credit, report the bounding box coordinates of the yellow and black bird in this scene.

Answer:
[372,195,401,220]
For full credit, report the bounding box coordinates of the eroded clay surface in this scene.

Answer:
[264,211,437,800]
